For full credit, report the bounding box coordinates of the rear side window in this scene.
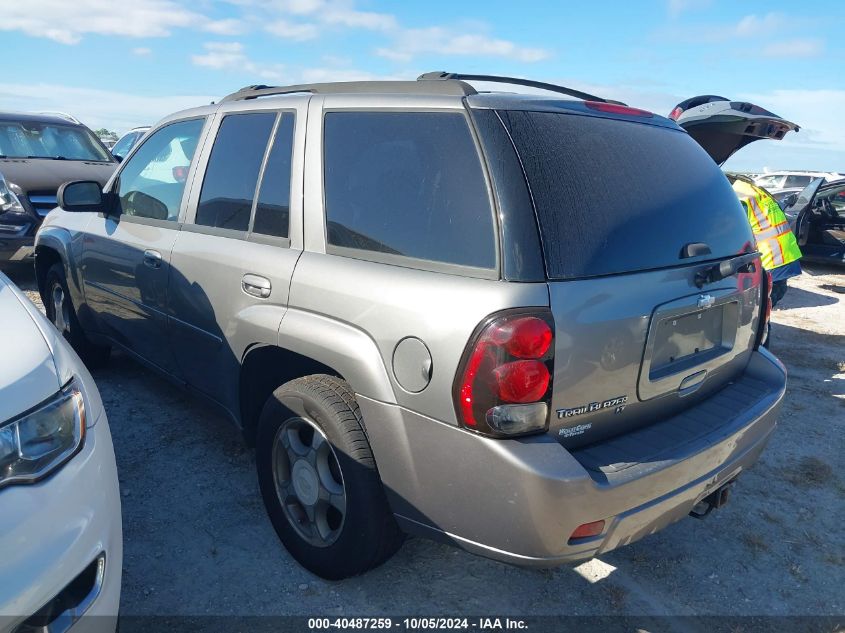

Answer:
[323,112,495,270]
[253,114,294,238]
[498,111,753,279]
[197,112,276,232]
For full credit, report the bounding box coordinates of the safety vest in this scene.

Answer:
[732,180,802,271]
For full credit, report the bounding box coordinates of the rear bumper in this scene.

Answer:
[361,348,785,566]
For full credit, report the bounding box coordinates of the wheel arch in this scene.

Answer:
[34,228,83,307]
[239,309,397,445]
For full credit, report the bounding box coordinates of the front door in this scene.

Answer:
[167,105,304,412]
[80,117,208,376]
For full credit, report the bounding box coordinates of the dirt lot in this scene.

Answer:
[3,264,844,624]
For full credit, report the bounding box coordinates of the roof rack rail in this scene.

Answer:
[31,110,82,125]
[221,79,477,102]
[417,72,625,105]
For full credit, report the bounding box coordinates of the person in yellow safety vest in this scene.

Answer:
[729,176,803,307]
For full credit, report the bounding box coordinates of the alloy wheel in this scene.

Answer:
[272,416,347,547]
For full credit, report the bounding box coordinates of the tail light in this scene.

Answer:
[454,310,554,437]
[754,270,773,349]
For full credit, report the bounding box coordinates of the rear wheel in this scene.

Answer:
[256,374,403,579]
[44,263,110,367]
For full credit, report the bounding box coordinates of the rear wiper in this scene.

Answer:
[695,252,760,288]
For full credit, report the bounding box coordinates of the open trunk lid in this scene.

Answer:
[669,96,799,165]
[493,107,765,448]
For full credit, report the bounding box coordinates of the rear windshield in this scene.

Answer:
[0,120,112,162]
[497,110,753,279]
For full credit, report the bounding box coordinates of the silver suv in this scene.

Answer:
[34,72,786,579]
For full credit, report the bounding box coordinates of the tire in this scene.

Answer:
[256,374,403,579]
[43,263,110,367]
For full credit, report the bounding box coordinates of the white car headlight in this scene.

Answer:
[0,172,25,213]
[0,379,86,490]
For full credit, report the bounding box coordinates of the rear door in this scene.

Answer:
[495,109,764,448]
[669,96,798,165]
[167,102,304,413]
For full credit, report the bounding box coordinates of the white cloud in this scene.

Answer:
[263,0,396,30]
[265,19,319,41]
[733,12,792,36]
[320,6,396,31]
[667,0,712,17]
[658,11,820,50]
[298,67,400,83]
[0,83,217,133]
[377,27,549,63]
[191,41,286,80]
[761,38,824,59]
[276,0,325,15]
[203,18,247,35]
[132,47,153,56]
[191,42,247,69]
[0,0,204,43]
[252,0,542,61]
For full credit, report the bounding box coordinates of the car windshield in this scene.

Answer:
[0,120,112,161]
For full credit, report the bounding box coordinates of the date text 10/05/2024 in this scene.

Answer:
[307,618,528,630]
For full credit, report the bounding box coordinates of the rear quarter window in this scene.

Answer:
[323,111,496,271]
[497,110,753,279]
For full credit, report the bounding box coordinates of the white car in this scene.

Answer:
[111,126,150,162]
[753,171,843,191]
[0,272,121,632]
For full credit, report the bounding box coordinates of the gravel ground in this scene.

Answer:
[3,263,843,623]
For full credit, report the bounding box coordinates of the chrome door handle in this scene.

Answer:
[143,249,162,269]
[242,274,271,298]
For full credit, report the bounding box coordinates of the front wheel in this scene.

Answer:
[44,263,110,367]
[256,374,403,579]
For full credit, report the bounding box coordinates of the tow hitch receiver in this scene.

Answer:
[689,479,736,519]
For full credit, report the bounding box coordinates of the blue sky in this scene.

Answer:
[2,0,843,171]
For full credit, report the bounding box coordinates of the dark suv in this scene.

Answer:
[35,73,786,579]
[0,112,115,264]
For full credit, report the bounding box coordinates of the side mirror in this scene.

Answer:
[112,154,124,163]
[57,181,106,213]
[783,193,798,209]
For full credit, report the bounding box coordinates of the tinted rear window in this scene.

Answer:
[323,112,495,270]
[498,110,752,279]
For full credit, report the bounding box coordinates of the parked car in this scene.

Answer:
[784,178,845,266]
[0,271,121,630]
[111,126,150,162]
[35,72,786,579]
[754,171,842,191]
[0,112,116,265]
[768,187,806,210]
